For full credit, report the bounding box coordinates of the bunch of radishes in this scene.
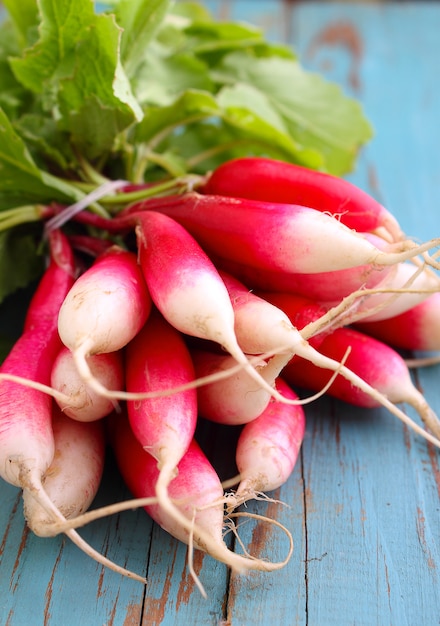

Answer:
[1,157,440,590]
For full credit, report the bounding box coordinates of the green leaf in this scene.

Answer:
[0,108,91,209]
[218,84,323,169]
[212,52,373,175]
[117,0,171,78]
[133,49,213,106]
[134,89,220,146]
[0,23,28,120]
[184,20,265,56]
[9,0,142,159]
[0,227,44,303]
[0,107,53,204]
[14,114,73,171]
[2,0,39,48]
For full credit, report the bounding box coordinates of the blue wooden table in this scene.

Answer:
[1,2,440,624]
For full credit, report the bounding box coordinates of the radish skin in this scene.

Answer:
[125,311,197,462]
[125,311,198,528]
[330,261,440,324]
[191,349,290,425]
[211,232,393,303]
[254,291,330,348]
[50,347,124,421]
[0,230,75,489]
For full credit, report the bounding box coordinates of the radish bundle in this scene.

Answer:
[1,153,440,591]
[1,0,439,607]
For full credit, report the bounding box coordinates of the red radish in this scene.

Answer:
[125,193,439,274]
[23,406,106,535]
[191,349,291,425]
[23,231,76,333]
[0,230,74,490]
[232,377,305,505]
[199,157,403,241]
[108,415,293,590]
[50,347,124,422]
[0,232,143,580]
[57,245,151,398]
[125,310,198,523]
[282,326,440,437]
[134,211,287,403]
[355,292,440,352]
[125,311,197,461]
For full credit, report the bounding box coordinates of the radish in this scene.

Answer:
[191,348,292,425]
[23,406,106,536]
[125,192,440,274]
[124,310,198,531]
[282,326,440,436]
[355,292,440,352]
[0,231,144,581]
[108,414,293,594]
[50,347,125,421]
[134,211,289,404]
[57,245,152,398]
[199,156,404,241]
[0,230,75,490]
[231,377,305,506]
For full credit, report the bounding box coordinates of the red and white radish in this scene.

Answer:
[0,230,74,490]
[0,232,144,581]
[57,245,151,398]
[191,348,291,425]
[232,377,305,505]
[218,272,440,442]
[125,310,198,530]
[125,192,440,274]
[50,347,124,421]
